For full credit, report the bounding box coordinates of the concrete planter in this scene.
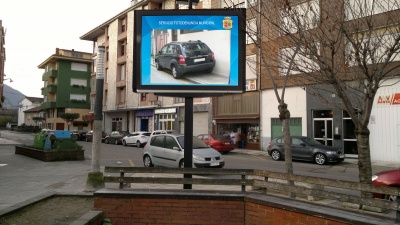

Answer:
[15,145,84,162]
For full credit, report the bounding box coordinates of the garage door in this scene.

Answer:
[193,112,209,136]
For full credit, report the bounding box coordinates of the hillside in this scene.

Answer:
[2,84,25,109]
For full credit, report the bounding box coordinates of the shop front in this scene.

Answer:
[135,109,153,132]
[214,118,260,150]
[154,107,177,131]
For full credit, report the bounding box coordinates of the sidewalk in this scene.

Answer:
[0,136,399,216]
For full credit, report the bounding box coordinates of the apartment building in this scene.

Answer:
[0,20,6,108]
[255,1,400,162]
[80,0,214,135]
[38,48,92,131]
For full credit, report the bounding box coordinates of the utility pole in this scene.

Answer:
[85,46,105,191]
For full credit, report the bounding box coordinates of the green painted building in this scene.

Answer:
[38,48,92,131]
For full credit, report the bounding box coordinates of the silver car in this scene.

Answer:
[143,134,225,168]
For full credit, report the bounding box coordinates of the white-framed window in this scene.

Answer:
[70,78,87,87]
[71,62,87,72]
[70,94,86,101]
[280,0,320,34]
[246,18,257,44]
[119,64,126,81]
[246,54,257,80]
[344,0,399,20]
[345,34,400,66]
[279,44,320,75]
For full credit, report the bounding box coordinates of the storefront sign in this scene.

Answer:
[377,93,400,105]
[155,108,176,114]
[136,109,153,117]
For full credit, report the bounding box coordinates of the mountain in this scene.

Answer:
[2,84,25,109]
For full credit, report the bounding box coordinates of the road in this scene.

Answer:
[0,129,371,183]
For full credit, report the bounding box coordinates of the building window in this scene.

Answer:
[120,17,126,32]
[175,97,185,103]
[104,90,108,106]
[246,18,257,44]
[71,62,88,72]
[246,55,257,80]
[344,0,399,20]
[279,44,320,75]
[71,78,87,87]
[117,87,126,104]
[57,108,65,118]
[70,94,86,101]
[106,47,109,61]
[141,93,147,101]
[119,40,126,56]
[118,64,126,81]
[105,68,108,83]
[280,0,320,34]
[112,117,123,131]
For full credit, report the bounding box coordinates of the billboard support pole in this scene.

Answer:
[183,0,193,190]
[183,97,193,189]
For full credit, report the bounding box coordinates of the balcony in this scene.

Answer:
[41,84,57,95]
[41,101,56,109]
[42,70,57,81]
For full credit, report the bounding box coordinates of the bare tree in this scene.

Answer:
[225,0,304,198]
[253,0,400,193]
[60,113,80,131]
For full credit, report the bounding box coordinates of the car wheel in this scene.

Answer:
[143,155,153,167]
[123,140,127,146]
[105,139,109,144]
[315,153,327,165]
[271,150,281,161]
[155,61,162,70]
[136,141,141,148]
[115,140,119,145]
[179,160,184,168]
[171,65,182,79]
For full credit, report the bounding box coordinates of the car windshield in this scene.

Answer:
[302,137,322,146]
[177,136,209,149]
[211,134,230,140]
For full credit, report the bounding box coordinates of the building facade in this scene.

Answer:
[38,48,92,131]
[17,96,43,125]
[81,0,213,135]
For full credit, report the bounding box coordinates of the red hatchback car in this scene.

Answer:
[197,134,235,153]
[372,169,400,201]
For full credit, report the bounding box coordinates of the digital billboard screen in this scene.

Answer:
[133,9,246,94]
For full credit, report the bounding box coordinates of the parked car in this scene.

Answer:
[122,131,151,147]
[85,130,107,142]
[72,130,88,141]
[372,169,400,201]
[143,133,225,168]
[155,40,216,79]
[267,136,345,165]
[104,131,130,145]
[196,134,235,153]
[150,130,177,138]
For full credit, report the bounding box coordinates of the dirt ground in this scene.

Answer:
[0,196,94,225]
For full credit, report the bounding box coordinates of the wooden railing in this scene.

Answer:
[103,166,400,222]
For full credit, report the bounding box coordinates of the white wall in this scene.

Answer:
[369,78,400,163]
[261,87,308,150]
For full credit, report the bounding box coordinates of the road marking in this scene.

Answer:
[129,160,135,167]
[0,164,7,166]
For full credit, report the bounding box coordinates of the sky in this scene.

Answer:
[1,0,130,98]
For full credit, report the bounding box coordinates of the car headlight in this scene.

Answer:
[372,175,378,181]
[193,154,205,161]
